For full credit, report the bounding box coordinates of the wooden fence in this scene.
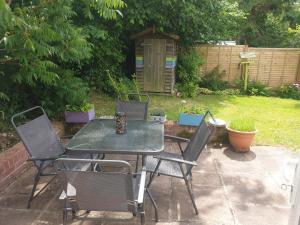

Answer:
[196,45,300,87]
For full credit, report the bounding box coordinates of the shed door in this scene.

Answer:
[143,39,165,92]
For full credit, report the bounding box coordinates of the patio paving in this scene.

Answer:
[0,144,295,225]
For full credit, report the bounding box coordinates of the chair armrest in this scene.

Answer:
[28,156,59,161]
[164,135,190,143]
[154,155,197,166]
[137,170,147,204]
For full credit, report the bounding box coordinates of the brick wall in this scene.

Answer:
[0,143,29,187]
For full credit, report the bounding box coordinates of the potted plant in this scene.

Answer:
[65,102,95,123]
[226,118,257,152]
[178,105,206,126]
[149,109,167,122]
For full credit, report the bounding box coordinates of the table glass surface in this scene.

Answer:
[66,119,164,155]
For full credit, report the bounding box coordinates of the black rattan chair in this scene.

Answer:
[56,158,158,225]
[145,111,215,216]
[11,106,99,208]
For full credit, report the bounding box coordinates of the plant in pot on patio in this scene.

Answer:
[149,109,167,122]
[178,104,206,126]
[226,118,257,152]
[65,102,95,123]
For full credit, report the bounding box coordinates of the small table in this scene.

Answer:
[66,119,164,157]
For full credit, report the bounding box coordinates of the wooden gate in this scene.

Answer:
[143,39,166,92]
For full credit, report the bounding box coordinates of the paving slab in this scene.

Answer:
[0,145,293,225]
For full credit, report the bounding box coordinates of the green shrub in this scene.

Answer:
[176,82,199,98]
[176,48,204,98]
[65,103,94,112]
[215,88,241,96]
[276,84,300,100]
[198,88,214,95]
[180,105,207,114]
[235,79,271,96]
[229,118,256,132]
[150,109,165,116]
[246,80,271,96]
[199,66,229,91]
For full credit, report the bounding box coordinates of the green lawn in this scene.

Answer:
[92,93,300,150]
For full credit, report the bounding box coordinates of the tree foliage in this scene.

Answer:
[237,0,300,47]
[0,0,124,116]
[122,0,243,45]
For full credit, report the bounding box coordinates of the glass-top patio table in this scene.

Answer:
[65,119,164,155]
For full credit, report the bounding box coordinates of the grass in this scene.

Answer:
[228,118,256,132]
[91,93,300,150]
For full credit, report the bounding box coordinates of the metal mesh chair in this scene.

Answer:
[56,158,158,225]
[145,111,215,216]
[11,106,98,208]
[116,93,150,173]
[116,93,149,120]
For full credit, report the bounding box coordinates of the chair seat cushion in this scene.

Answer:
[145,152,184,178]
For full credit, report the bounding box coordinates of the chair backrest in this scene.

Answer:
[183,111,215,174]
[56,159,136,213]
[116,93,149,120]
[11,106,64,162]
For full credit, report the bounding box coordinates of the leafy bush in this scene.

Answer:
[198,88,214,95]
[65,103,94,112]
[108,72,141,101]
[215,88,241,96]
[246,80,271,96]
[235,79,271,96]
[276,84,300,100]
[180,105,207,114]
[176,48,203,98]
[199,66,229,91]
[150,109,165,116]
[199,88,240,96]
[176,82,199,98]
[229,118,256,132]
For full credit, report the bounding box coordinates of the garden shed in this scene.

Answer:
[131,27,179,93]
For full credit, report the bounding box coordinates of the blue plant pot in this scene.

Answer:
[178,113,204,126]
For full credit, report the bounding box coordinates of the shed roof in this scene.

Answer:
[130,26,180,40]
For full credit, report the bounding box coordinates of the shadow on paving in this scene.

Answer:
[0,144,293,225]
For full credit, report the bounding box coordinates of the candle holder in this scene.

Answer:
[115,112,127,134]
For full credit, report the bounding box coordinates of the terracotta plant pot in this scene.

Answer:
[226,127,257,152]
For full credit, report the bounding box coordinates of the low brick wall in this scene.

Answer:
[164,120,228,146]
[164,120,196,137]
[0,142,29,188]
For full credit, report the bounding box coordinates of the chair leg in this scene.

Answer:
[135,155,139,173]
[147,160,161,188]
[63,209,68,225]
[27,167,42,209]
[146,188,158,222]
[183,176,199,215]
[140,211,145,225]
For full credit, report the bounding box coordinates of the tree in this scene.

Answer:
[0,0,124,116]
[122,0,243,45]
[237,0,300,47]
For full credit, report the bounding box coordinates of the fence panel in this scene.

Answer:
[196,45,300,87]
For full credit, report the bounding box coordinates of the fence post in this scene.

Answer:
[296,55,300,83]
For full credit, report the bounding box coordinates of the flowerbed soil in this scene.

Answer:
[0,132,19,152]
